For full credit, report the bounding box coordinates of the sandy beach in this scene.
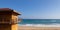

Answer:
[18,26,60,30]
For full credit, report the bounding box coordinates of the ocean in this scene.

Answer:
[18,19,60,27]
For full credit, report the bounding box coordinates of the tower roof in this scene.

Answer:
[0,8,11,10]
[0,8,21,15]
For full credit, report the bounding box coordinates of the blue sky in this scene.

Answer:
[0,0,60,19]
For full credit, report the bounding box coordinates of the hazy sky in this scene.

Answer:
[0,0,60,19]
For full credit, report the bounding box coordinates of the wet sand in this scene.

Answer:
[18,26,60,30]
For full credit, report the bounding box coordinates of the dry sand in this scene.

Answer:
[18,26,60,30]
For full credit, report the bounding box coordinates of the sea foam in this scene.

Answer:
[18,24,60,27]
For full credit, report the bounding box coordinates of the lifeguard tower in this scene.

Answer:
[0,8,21,30]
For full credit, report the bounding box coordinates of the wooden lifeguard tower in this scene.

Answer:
[0,8,21,30]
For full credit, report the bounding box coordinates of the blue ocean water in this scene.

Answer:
[19,19,60,24]
[18,19,60,27]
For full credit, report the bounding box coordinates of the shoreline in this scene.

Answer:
[18,24,60,27]
[18,26,60,30]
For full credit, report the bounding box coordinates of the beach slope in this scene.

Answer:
[18,26,60,30]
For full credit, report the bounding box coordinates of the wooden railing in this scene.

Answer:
[0,20,21,24]
[0,18,22,24]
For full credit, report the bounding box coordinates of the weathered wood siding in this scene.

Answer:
[0,24,11,30]
[0,11,19,30]
[11,13,18,30]
[11,24,18,30]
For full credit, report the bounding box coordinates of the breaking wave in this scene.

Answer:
[18,23,60,27]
